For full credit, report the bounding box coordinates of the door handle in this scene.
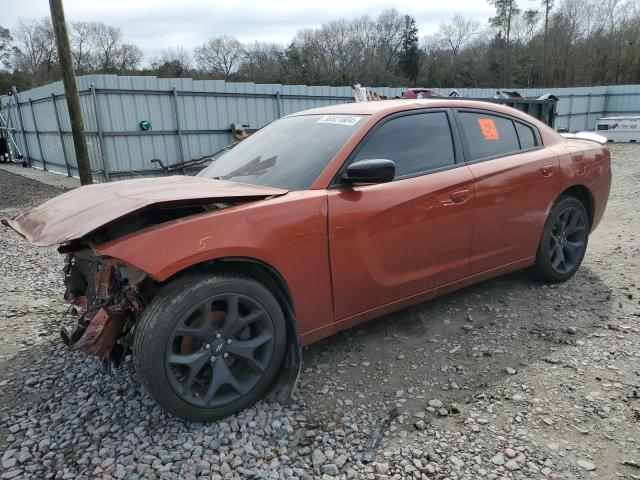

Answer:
[449,189,470,203]
[440,189,470,206]
[540,165,555,177]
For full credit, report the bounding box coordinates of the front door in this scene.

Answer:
[327,110,475,321]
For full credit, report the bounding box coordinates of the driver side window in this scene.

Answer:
[352,111,456,178]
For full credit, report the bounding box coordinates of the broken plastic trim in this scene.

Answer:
[63,255,146,359]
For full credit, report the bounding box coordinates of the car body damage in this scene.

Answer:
[61,253,146,361]
[2,175,287,246]
[2,175,288,363]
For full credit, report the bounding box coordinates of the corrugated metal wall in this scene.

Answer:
[2,75,640,181]
[1,75,389,180]
[425,85,640,132]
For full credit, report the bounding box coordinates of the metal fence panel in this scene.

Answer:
[3,74,640,181]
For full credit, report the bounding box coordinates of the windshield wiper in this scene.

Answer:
[151,143,238,175]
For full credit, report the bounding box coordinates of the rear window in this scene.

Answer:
[515,121,537,149]
[458,112,520,161]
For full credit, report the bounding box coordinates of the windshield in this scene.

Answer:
[198,114,366,190]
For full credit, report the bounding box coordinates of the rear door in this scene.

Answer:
[455,109,561,274]
[327,110,475,321]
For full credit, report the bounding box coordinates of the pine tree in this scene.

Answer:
[398,15,420,85]
[488,0,521,85]
[541,0,554,85]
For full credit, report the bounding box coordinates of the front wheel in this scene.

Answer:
[530,196,589,283]
[133,273,286,422]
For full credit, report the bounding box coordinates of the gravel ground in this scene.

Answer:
[0,163,80,190]
[0,145,639,480]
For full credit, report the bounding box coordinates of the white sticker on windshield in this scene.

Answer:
[317,115,362,126]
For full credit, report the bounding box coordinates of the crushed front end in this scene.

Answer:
[60,246,148,363]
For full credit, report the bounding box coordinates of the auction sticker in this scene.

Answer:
[317,115,362,126]
[478,118,500,140]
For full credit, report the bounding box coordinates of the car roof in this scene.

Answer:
[289,99,430,116]
[289,98,545,125]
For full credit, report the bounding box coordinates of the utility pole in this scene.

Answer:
[542,0,551,86]
[49,0,93,185]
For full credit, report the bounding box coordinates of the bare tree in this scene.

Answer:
[11,18,57,85]
[238,41,286,83]
[419,34,446,86]
[438,14,481,56]
[545,0,589,84]
[149,46,192,77]
[91,23,120,70]
[69,21,94,71]
[87,23,142,72]
[285,10,408,86]
[194,35,245,79]
[113,42,143,72]
[67,22,143,73]
[375,9,405,66]
[154,47,192,69]
[433,15,483,85]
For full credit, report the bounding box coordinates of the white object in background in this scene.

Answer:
[560,131,608,145]
[352,84,368,102]
[595,116,640,143]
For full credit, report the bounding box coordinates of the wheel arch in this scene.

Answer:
[212,257,294,312]
[161,256,302,403]
[558,184,594,230]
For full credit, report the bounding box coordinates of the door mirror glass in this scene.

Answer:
[342,159,395,184]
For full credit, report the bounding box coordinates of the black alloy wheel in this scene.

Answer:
[548,205,588,274]
[165,293,275,408]
[531,195,590,283]
[133,273,286,422]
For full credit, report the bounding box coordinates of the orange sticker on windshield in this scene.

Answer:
[478,118,500,140]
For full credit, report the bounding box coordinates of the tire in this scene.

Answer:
[530,195,590,283]
[133,272,286,422]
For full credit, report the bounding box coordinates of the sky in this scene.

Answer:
[4,0,496,57]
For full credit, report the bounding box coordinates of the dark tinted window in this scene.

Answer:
[352,112,455,178]
[458,112,520,161]
[198,114,365,190]
[515,121,537,149]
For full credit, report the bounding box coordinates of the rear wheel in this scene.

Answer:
[531,196,589,283]
[133,273,286,421]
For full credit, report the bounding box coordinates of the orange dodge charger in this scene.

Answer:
[4,99,611,421]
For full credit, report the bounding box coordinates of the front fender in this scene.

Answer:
[93,190,334,338]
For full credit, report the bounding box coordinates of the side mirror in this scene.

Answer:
[342,159,395,184]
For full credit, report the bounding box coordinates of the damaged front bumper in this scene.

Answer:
[61,250,146,361]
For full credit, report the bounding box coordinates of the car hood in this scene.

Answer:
[2,176,288,247]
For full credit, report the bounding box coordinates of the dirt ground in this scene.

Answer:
[0,145,639,479]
